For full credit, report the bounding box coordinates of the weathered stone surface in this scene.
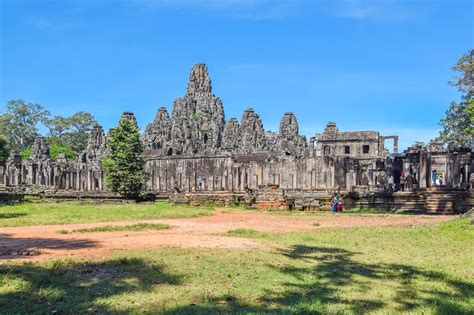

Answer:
[30,136,50,161]
[143,107,172,153]
[276,112,307,157]
[0,62,471,213]
[239,108,267,153]
[170,64,225,155]
[222,118,240,152]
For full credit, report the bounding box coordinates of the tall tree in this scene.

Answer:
[45,111,97,153]
[62,111,97,152]
[0,136,8,166]
[103,114,148,199]
[0,100,50,151]
[439,50,474,149]
[44,116,71,138]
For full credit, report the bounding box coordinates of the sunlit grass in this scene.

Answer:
[56,223,170,234]
[1,217,472,314]
[0,201,214,227]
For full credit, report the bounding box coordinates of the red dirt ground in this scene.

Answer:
[0,211,452,261]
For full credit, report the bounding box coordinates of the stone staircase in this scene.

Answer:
[346,188,473,214]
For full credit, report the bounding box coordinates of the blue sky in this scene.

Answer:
[1,0,472,151]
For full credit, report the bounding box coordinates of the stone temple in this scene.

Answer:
[1,64,473,212]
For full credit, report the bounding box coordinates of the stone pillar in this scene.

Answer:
[393,136,399,154]
[464,164,469,186]
[453,154,460,188]
[87,171,91,191]
[419,152,427,189]
[0,166,4,186]
[445,153,452,188]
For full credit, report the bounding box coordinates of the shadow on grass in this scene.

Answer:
[170,245,473,314]
[1,245,472,313]
[0,212,27,219]
[0,233,97,259]
[0,257,182,314]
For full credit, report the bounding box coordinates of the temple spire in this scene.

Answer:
[187,63,212,94]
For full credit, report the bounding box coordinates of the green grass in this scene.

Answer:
[0,201,214,227]
[1,217,472,314]
[56,223,171,234]
[225,228,270,238]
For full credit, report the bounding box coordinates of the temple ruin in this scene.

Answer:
[1,64,472,212]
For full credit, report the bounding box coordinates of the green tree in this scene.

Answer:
[103,114,148,199]
[44,111,97,153]
[0,100,50,151]
[0,136,9,166]
[439,50,474,149]
[44,116,70,138]
[47,137,77,161]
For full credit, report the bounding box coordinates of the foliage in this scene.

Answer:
[466,99,474,137]
[19,137,77,161]
[20,147,32,160]
[439,49,474,149]
[192,111,203,121]
[0,136,8,165]
[46,137,77,161]
[103,115,148,199]
[0,100,50,151]
[44,111,97,153]
[0,100,96,158]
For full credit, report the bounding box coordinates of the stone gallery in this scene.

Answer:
[1,64,472,212]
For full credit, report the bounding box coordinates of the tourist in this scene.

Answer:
[406,174,413,191]
[331,194,339,213]
[400,171,406,191]
[337,195,344,212]
[388,175,394,191]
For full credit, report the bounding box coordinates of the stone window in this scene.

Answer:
[363,145,370,154]
[323,146,331,155]
[344,146,350,154]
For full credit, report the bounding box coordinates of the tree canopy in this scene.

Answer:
[0,100,50,151]
[44,111,97,153]
[0,136,8,166]
[438,50,474,150]
[1,100,97,161]
[103,114,148,199]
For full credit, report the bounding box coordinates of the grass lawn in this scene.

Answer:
[0,201,214,227]
[56,223,171,234]
[1,214,472,314]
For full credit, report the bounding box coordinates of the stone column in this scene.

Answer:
[453,154,460,188]
[419,152,427,189]
[393,136,399,154]
[464,164,469,186]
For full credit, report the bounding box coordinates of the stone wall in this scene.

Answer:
[0,63,471,214]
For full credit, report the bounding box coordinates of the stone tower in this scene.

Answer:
[239,108,267,153]
[143,107,172,153]
[170,64,225,155]
[277,112,307,157]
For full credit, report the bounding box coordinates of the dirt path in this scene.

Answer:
[0,211,452,261]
